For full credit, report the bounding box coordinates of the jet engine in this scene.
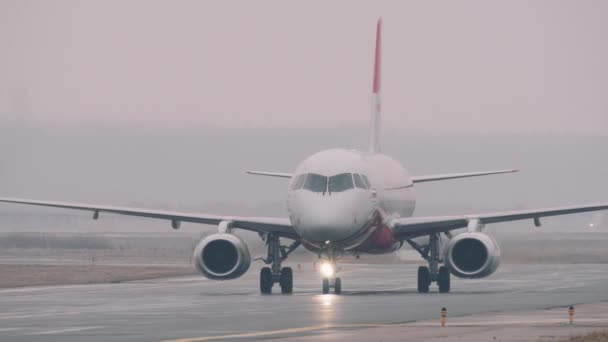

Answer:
[193,233,251,280]
[444,232,500,279]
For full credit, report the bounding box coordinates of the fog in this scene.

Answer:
[0,122,606,233]
[1,1,607,263]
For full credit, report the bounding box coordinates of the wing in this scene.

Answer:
[411,169,518,183]
[245,171,293,178]
[246,169,517,181]
[391,202,608,239]
[0,197,297,239]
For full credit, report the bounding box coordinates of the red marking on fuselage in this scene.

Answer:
[355,224,397,253]
[352,210,399,254]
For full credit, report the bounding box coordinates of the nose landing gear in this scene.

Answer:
[334,277,342,294]
[321,276,342,294]
[322,278,330,294]
[320,249,342,294]
[259,234,300,294]
[408,233,451,293]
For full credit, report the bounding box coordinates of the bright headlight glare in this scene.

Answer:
[320,263,334,277]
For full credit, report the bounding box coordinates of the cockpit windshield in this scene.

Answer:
[353,174,367,189]
[291,174,307,190]
[297,173,370,193]
[360,174,371,189]
[303,173,328,193]
[328,173,354,193]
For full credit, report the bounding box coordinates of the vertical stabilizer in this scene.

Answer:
[370,18,382,153]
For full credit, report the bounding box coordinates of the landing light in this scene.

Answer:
[320,262,334,277]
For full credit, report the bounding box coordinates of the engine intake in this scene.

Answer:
[193,233,251,280]
[444,232,500,279]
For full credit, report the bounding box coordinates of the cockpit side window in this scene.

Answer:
[353,174,368,189]
[328,173,354,193]
[361,174,371,189]
[303,173,328,193]
[291,174,307,190]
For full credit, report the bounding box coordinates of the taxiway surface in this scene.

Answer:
[1,263,608,341]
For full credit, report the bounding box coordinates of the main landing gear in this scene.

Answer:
[259,234,300,295]
[407,233,451,293]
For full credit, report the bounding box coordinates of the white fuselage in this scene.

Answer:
[286,149,416,254]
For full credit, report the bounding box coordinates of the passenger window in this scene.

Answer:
[291,174,307,190]
[303,173,328,193]
[361,174,371,189]
[328,173,354,193]
[353,174,367,189]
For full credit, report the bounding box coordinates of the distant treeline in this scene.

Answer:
[1,231,608,264]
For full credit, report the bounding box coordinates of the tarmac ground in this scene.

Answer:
[1,263,608,341]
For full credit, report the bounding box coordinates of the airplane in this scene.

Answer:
[2,18,608,295]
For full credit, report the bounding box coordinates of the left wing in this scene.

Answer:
[391,202,608,239]
[411,169,518,183]
[0,197,297,239]
[246,171,293,178]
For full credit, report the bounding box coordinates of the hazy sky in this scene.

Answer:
[1,0,607,133]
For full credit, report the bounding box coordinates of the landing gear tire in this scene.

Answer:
[279,267,293,294]
[334,277,342,295]
[322,278,330,294]
[417,266,430,293]
[260,267,273,294]
[438,266,450,293]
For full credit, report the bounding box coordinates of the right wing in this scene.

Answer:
[390,202,608,239]
[0,197,297,239]
[411,169,518,183]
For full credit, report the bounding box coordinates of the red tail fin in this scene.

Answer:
[370,18,382,153]
[372,18,382,94]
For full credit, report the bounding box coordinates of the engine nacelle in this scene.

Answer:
[193,233,251,280]
[444,232,500,279]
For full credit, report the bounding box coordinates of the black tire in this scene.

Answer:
[334,277,342,295]
[417,266,430,293]
[260,267,273,294]
[279,267,293,294]
[438,266,450,293]
[322,278,330,294]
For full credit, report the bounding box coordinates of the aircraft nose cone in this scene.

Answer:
[299,211,349,242]
[294,192,373,244]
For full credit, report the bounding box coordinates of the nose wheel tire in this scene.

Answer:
[334,277,342,294]
[279,267,293,294]
[260,267,273,294]
[417,266,430,293]
[322,278,330,294]
[438,266,450,293]
[321,277,342,295]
